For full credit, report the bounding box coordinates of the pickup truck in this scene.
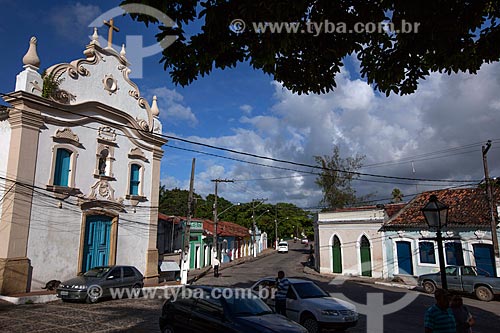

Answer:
[417,265,500,301]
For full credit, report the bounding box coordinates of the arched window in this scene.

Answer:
[54,148,72,186]
[129,164,141,195]
[332,235,342,273]
[360,235,372,277]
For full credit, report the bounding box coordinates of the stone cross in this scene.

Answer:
[103,18,119,48]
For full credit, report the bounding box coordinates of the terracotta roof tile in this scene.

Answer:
[383,187,499,229]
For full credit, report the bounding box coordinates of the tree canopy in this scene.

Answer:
[123,0,499,95]
[314,146,365,209]
[158,186,315,240]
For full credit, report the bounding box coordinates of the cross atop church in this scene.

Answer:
[103,18,119,48]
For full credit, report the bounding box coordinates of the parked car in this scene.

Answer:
[56,266,143,303]
[251,278,358,333]
[278,241,289,253]
[417,265,500,301]
[159,286,308,333]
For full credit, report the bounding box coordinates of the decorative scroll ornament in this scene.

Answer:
[89,179,118,202]
[98,126,117,142]
[55,128,79,143]
[419,230,431,238]
[474,230,486,239]
[102,74,119,95]
[397,230,405,238]
[128,147,148,161]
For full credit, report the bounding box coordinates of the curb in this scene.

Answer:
[0,293,59,305]
[303,266,418,290]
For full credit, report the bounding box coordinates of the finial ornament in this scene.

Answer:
[22,37,40,68]
[120,44,126,57]
[90,27,100,46]
[151,95,160,116]
[103,18,119,48]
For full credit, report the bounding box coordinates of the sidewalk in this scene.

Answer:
[303,265,419,291]
[0,249,276,305]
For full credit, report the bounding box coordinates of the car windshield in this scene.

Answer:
[293,282,329,299]
[225,293,273,317]
[83,267,111,278]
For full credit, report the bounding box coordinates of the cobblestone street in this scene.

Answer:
[0,298,163,332]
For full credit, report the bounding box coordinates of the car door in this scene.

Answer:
[102,267,123,295]
[252,280,275,309]
[286,285,301,322]
[445,266,461,291]
[122,267,137,288]
[166,296,197,333]
[460,266,476,292]
[190,295,233,332]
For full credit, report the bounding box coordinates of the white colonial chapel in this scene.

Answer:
[0,28,166,294]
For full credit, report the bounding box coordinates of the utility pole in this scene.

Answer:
[482,140,500,277]
[252,198,268,257]
[180,158,196,285]
[211,179,234,261]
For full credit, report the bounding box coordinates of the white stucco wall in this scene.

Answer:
[316,209,386,278]
[0,119,11,219]
[27,118,155,289]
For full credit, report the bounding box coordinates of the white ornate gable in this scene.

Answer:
[44,31,157,132]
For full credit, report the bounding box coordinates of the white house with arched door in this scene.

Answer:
[314,204,405,279]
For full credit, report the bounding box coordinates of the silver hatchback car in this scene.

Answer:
[56,266,143,303]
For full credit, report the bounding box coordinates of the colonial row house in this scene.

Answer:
[381,188,500,278]
[156,215,261,274]
[314,187,500,279]
[314,204,405,278]
[0,31,166,295]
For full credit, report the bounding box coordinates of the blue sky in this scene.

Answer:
[2,1,500,209]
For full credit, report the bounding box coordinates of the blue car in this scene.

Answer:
[159,286,308,333]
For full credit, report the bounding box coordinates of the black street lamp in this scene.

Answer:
[421,194,449,290]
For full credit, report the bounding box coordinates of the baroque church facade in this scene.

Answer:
[0,29,166,294]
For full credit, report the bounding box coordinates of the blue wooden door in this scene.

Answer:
[82,215,112,272]
[473,244,496,277]
[396,241,413,275]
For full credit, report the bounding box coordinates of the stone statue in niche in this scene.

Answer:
[98,149,109,176]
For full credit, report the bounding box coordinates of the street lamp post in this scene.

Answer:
[422,194,449,290]
[274,217,288,249]
[252,209,269,257]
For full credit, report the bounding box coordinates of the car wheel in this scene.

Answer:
[301,315,320,333]
[85,285,102,304]
[475,286,494,302]
[132,283,142,297]
[422,281,436,294]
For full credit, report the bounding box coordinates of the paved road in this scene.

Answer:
[0,242,498,332]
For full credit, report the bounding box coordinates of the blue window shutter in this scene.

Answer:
[54,149,71,186]
[130,164,140,195]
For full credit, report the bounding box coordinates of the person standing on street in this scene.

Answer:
[424,288,456,333]
[450,295,475,333]
[275,270,290,316]
[213,256,220,277]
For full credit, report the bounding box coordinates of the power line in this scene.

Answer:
[0,91,483,184]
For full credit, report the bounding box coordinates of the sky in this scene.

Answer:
[1,1,500,209]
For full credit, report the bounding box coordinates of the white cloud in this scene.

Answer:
[151,87,198,127]
[163,62,500,208]
[47,3,101,40]
[239,104,253,114]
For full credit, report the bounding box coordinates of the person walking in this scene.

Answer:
[424,288,456,333]
[275,270,290,317]
[450,295,475,333]
[213,256,220,278]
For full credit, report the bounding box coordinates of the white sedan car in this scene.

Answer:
[278,241,289,253]
[251,278,358,333]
